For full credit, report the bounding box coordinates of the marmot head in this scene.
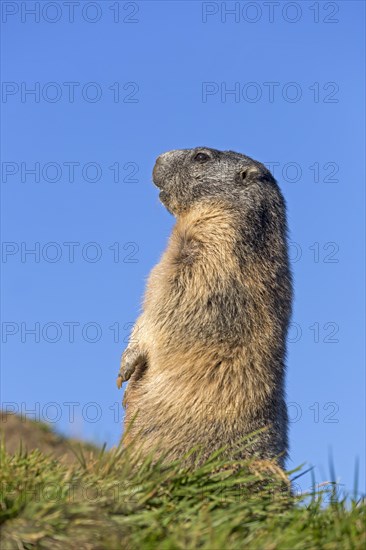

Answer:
[152,147,283,217]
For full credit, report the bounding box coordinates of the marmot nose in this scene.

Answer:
[155,151,172,165]
[153,158,166,188]
[153,151,177,187]
[155,156,163,167]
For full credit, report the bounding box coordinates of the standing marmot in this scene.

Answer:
[117,147,292,468]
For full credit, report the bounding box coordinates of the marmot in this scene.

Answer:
[117,147,292,469]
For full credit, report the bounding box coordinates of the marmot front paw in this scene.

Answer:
[116,346,140,388]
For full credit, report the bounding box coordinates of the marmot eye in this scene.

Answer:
[193,152,210,162]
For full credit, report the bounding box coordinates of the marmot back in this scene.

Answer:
[117,147,292,468]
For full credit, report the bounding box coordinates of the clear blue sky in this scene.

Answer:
[1,1,365,497]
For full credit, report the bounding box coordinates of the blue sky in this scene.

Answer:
[1,1,365,497]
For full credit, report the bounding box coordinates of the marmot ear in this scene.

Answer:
[237,166,258,184]
[240,169,248,182]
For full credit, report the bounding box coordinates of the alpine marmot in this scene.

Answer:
[117,147,292,468]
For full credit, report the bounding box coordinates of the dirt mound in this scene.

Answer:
[0,412,99,464]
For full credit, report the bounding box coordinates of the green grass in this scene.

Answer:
[0,432,365,550]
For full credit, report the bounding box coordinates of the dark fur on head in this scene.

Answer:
[153,147,280,215]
